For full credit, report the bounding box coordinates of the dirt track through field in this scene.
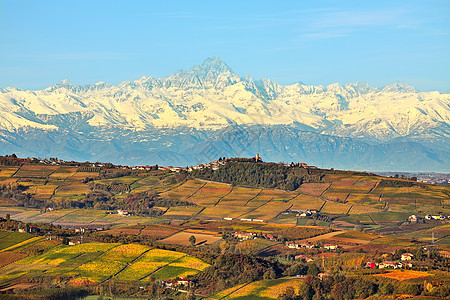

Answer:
[296,230,346,243]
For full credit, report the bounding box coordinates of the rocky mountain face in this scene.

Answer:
[0,57,449,171]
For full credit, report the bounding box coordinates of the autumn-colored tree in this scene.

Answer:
[189,235,196,246]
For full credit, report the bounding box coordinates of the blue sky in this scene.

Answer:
[1,0,449,92]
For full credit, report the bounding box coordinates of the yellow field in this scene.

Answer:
[259,279,303,299]
[297,182,331,196]
[261,190,297,201]
[246,189,296,206]
[219,186,261,206]
[199,205,254,219]
[60,242,117,253]
[131,173,181,193]
[164,206,205,217]
[159,180,206,201]
[245,190,277,205]
[320,201,352,215]
[323,192,349,202]
[103,243,148,261]
[0,166,20,178]
[76,245,159,282]
[353,177,379,189]
[215,279,307,299]
[188,182,232,206]
[322,174,351,182]
[69,172,99,180]
[95,175,141,186]
[14,165,58,178]
[214,283,246,299]
[142,248,186,262]
[5,210,42,221]
[239,201,292,221]
[0,178,18,184]
[329,177,360,186]
[160,231,222,246]
[375,270,431,281]
[49,167,78,179]
[56,209,108,224]
[348,205,382,215]
[54,182,90,197]
[35,184,58,198]
[169,255,210,270]
[0,206,34,216]
[289,194,325,211]
[0,237,42,253]
[374,186,447,201]
[228,281,263,298]
[25,210,70,223]
[347,194,382,206]
[113,261,164,282]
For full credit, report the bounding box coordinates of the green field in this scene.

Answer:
[0,231,34,250]
[370,211,411,222]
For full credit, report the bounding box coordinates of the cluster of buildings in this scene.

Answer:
[158,155,317,174]
[73,227,104,234]
[18,225,40,234]
[232,232,276,241]
[408,213,447,223]
[188,159,227,172]
[366,253,414,269]
[286,242,339,251]
[424,214,446,221]
[162,278,191,288]
[224,217,264,222]
[415,174,449,185]
[157,159,227,173]
[287,209,318,217]
[281,162,317,169]
[287,242,315,249]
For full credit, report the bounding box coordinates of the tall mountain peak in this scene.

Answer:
[188,56,234,79]
[44,79,75,92]
[382,82,416,93]
[167,56,239,88]
[56,79,74,87]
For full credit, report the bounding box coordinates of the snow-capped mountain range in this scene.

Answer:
[0,57,449,171]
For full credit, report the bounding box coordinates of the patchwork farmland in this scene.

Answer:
[1,163,449,233]
[0,160,449,299]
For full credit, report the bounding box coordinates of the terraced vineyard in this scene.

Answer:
[0,234,210,285]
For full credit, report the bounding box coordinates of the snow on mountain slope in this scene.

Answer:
[0,57,448,145]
